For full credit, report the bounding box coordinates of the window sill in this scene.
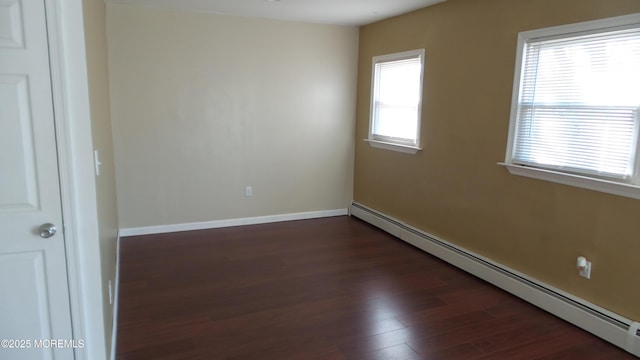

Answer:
[364,139,422,154]
[498,162,640,200]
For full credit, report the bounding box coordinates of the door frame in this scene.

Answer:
[45,0,108,359]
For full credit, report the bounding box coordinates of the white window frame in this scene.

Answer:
[365,49,425,154]
[500,13,640,200]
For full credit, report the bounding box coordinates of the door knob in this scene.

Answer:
[39,223,57,238]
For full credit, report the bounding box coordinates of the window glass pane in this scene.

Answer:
[377,60,421,107]
[374,104,418,140]
[527,30,640,106]
[515,106,637,177]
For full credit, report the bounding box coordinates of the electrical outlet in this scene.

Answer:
[245,186,253,197]
[577,256,592,279]
[579,261,592,279]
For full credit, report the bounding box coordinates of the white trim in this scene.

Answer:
[349,201,640,357]
[499,163,640,200]
[629,322,640,355]
[45,0,107,359]
[519,12,640,41]
[119,209,348,237]
[110,232,121,360]
[364,139,421,154]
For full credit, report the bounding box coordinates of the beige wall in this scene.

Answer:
[107,5,358,228]
[83,0,119,356]
[355,0,640,320]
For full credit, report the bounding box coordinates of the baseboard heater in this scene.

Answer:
[349,201,640,358]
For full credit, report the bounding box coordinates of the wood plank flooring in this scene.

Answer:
[116,216,635,359]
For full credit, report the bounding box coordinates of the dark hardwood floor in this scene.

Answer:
[116,216,635,359]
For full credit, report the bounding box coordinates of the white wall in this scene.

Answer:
[83,0,118,355]
[106,4,358,228]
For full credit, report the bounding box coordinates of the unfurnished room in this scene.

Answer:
[1,0,640,359]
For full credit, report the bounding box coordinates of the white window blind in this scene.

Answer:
[371,50,424,147]
[513,27,640,181]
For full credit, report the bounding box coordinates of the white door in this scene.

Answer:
[0,0,74,359]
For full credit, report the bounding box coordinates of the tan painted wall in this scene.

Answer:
[83,0,119,355]
[106,4,358,228]
[355,0,640,321]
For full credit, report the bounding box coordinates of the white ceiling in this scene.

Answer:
[106,0,447,26]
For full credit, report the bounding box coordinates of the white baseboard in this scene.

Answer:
[119,209,348,237]
[110,232,121,360]
[350,201,640,358]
